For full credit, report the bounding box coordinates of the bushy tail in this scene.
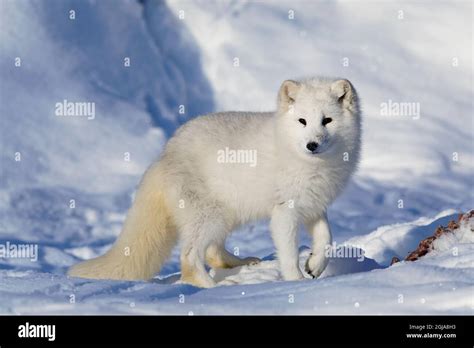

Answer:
[68,165,177,280]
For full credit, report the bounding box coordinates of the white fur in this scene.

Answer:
[68,77,361,287]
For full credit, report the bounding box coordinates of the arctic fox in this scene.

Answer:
[68,77,361,288]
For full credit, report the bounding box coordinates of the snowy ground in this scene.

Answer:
[0,0,473,314]
[2,210,473,315]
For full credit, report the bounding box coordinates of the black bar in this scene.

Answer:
[0,315,472,346]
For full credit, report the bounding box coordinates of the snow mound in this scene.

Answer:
[345,209,460,265]
[210,247,382,286]
[432,211,474,254]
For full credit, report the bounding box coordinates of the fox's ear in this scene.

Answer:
[331,79,355,109]
[278,80,300,111]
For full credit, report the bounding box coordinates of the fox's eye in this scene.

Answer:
[298,118,307,126]
[322,117,332,126]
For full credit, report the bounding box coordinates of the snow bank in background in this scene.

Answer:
[0,0,213,193]
[0,0,213,245]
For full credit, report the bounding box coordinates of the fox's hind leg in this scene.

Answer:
[180,229,217,288]
[205,243,260,269]
[180,246,215,288]
[179,206,231,288]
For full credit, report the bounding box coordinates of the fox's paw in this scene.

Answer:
[304,252,328,279]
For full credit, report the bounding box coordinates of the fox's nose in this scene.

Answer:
[306,142,319,152]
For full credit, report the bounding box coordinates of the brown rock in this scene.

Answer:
[390,257,400,265]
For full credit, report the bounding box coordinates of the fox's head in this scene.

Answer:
[276,77,361,161]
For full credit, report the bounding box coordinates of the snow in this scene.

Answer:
[0,0,473,314]
[2,219,474,315]
[345,209,459,265]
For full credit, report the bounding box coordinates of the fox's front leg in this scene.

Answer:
[270,204,304,281]
[305,212,332,278]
